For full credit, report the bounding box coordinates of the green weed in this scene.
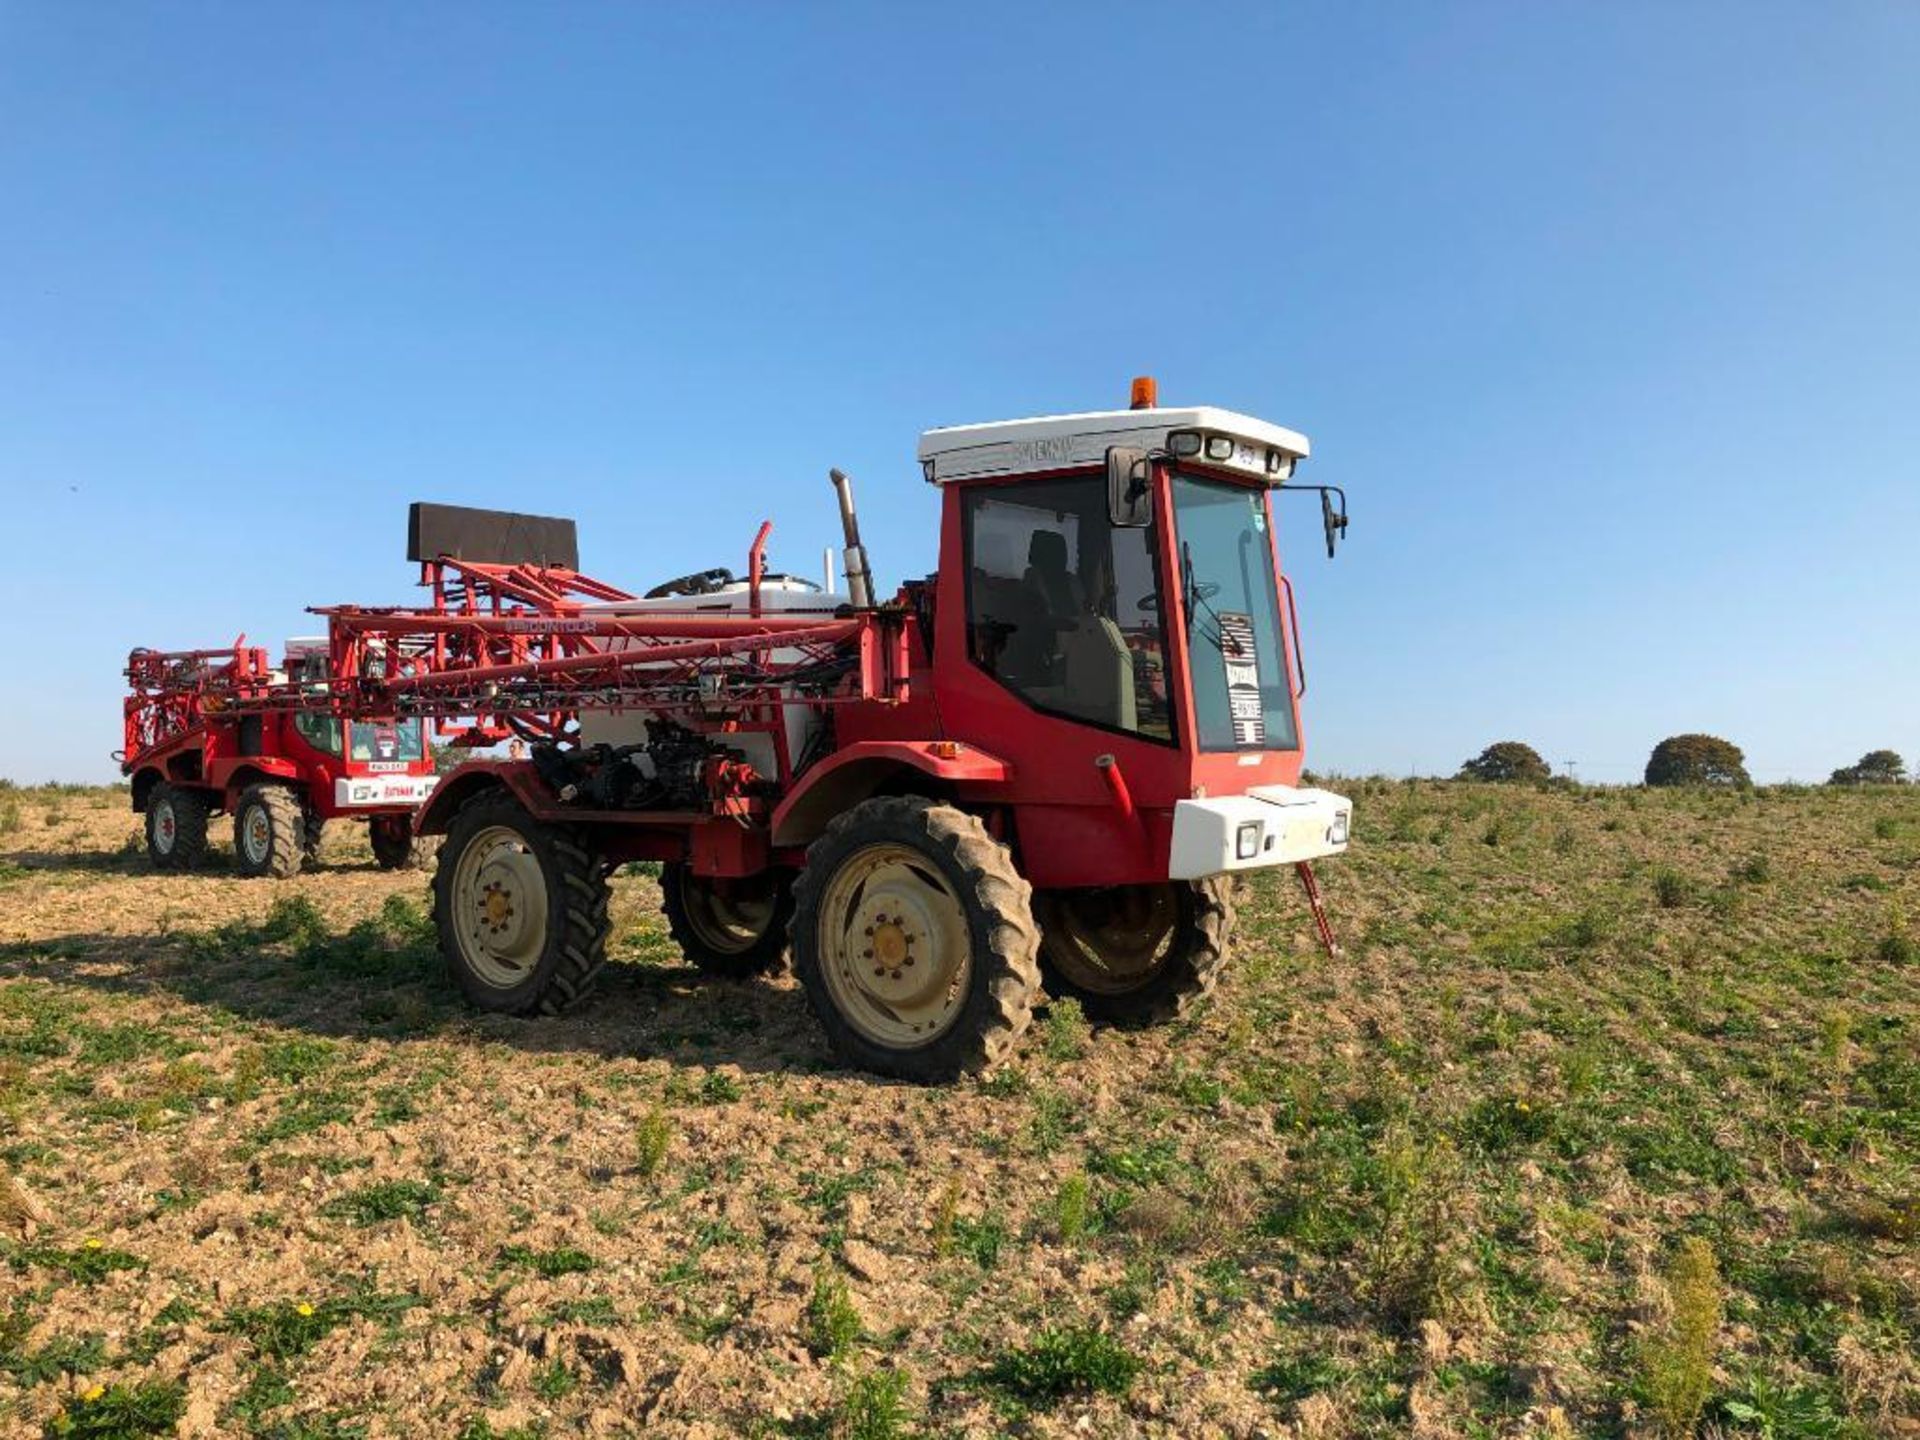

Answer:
[498,1244,596,1279]
[320,1178,441,1227]
[985,1325,1142,1403]
[42,1378,186,1438]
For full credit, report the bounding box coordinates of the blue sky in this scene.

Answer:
[3,3,1915,785]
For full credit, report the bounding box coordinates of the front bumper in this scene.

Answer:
[1168,784,1351,880]
[334,774,439,810]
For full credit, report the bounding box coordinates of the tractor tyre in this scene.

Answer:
[233,784,306,879]
[661,862,792,979]
[370,814,441,871]
[1033,878,1235,1027]
[432,789,609,1016]
[145,783,211,871]
[302,813,327,866]
[792,796,1040,1082]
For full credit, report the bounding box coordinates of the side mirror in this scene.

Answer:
[1320,486,1349,559]
[1107,446,1153,528]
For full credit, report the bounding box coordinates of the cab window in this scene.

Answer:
[963,475,1172,742]
[293,713,343,757]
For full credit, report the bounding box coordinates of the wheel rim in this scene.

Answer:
[450,824,552,990]
[679,873,778,955]
[153,799,177,854]
[1039,885,1179,995]
[816,842,971,1048]
[241,805,273,866]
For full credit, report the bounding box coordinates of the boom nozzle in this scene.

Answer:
[830,468,874,609]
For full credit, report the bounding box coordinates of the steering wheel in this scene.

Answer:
[1137,581,1219,612]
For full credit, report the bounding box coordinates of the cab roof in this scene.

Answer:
[916,405,1311,486]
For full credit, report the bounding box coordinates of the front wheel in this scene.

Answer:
[233,784,306,879]
[370,813,442,871]
[1033,878,1235,1027]
[145,783,211,870]
[660,863,792,978]
[431,790,609,1015]
[793,796,1040,1081]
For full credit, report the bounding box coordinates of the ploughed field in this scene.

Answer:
[0,780,1916,1440]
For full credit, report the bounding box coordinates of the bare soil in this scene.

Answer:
[1,780,1916,1438]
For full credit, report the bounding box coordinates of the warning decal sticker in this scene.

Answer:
[1218,611,1265,747]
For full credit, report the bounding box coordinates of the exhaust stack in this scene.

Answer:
[830,468,874,609]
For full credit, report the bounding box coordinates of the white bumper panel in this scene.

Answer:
[1168,785,1351,880]
[333,774,439,810]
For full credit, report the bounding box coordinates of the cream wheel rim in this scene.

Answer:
[451,824,551,988]
[241,805,273,866]
[153,799,177,853]
[681,874,778,954]
[1040,885,1178,995]
[816,842,971,1048]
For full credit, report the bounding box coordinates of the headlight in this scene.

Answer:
[1235,820,1263,859]
[1328,811,1350,846]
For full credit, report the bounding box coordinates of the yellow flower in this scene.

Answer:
[1515,1100,1532,1113]
[82,1238,104,1250]
[296,1302,315,1317]
[81,1385,105,1402]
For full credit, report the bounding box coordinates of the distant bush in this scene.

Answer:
[1646,734,1750,788]
[1830,749,1908,786]
[1457,741,1551,784]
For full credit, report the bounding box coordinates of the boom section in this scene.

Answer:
[135,556,908,770]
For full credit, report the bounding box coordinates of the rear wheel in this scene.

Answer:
[145,783,210,870]
[793,796,1039,1081]
[233,784,305,879]
[432,790,609,1015]
[660,862,792,978]
[370,813,441,871]
[1033,878,1235,1026]
[302,813,327,865]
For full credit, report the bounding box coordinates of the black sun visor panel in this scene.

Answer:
[406,502,579,569]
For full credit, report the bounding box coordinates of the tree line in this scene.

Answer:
[1456,738,1911,787]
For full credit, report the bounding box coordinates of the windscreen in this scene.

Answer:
[349,720,426,765]
[1172,474,1299,752]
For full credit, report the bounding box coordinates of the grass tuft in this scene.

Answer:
[834,1366,910,1439]
[1054,1172,1090,1242]
[806,1265,860,1360]
[1043,998,1089,1061]
[1639,1237,1723,1437]
[635,1105,672,1176]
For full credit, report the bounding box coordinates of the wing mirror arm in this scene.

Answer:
[1278,484,1350,559]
